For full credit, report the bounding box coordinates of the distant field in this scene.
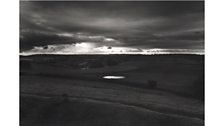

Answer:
[20,54,204,126]
[20,54,204,97]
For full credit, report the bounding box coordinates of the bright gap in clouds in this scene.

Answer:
[20,42,204,56]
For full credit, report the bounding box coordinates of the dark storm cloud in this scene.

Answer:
[20,1,204,51]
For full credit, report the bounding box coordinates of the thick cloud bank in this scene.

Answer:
[20,1,204,54]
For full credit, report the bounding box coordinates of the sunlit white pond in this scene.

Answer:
[103,76,125,79]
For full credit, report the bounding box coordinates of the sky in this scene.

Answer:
[20,1,204,55]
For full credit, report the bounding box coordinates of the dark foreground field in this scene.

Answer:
[20,54,204,126]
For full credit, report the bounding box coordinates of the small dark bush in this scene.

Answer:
[62,93,69,102]
[147,80,157,88]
